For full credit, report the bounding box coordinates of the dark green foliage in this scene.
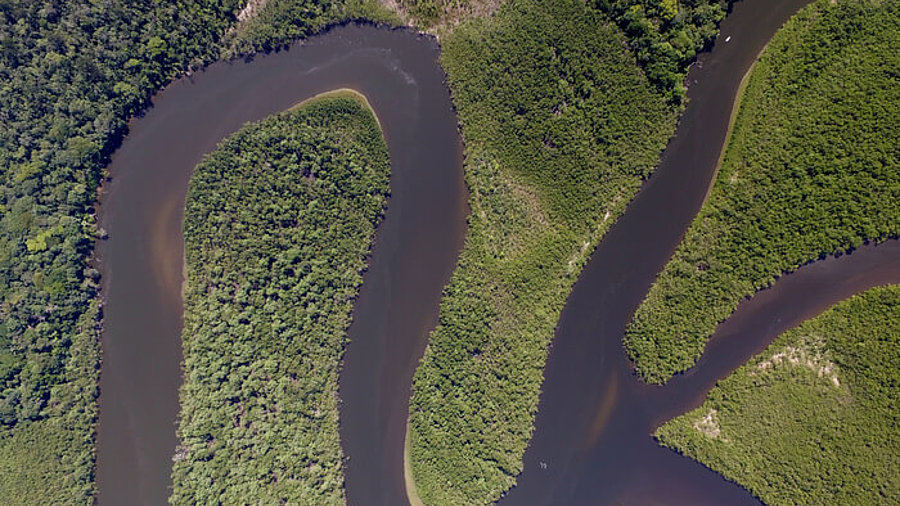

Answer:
[0,0,242,500]
[407,1,678,503]
[171,96,389,505]
[593,0,728,100]
[657,285,900,505]
[626,0,900,384]
[224,0,400,57]
[0,300,99,505]
[399,0,728,100]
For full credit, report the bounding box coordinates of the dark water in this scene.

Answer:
[493,0,900,504]
[94,25,466,505]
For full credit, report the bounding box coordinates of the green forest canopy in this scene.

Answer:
[656,285,900,505]
[172,95,389,505]
[625,0,900,384]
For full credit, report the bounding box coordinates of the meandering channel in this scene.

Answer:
[94,2,897,505]
[94,25,466,505]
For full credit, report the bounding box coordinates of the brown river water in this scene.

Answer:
[93,0,898,504]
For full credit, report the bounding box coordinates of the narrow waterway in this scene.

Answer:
[94,25,466,505]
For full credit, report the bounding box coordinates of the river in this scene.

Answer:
[94,1,898,505]
[94,25,466,505]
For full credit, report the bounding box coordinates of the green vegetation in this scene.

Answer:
[0,1,242,501]
[171,95,389,504]
[224,0,400,57]
[591,0,729,100]
[399,0,728,100]
[406,0,690,503]
[626,0,900,384]
[657,285,900,505]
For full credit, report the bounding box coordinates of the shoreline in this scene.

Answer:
[403,421,426,506]
[700,36,772,206]
[288,88,384,130]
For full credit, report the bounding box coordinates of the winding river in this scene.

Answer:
[95,25,466,505]
[94,1,898,504]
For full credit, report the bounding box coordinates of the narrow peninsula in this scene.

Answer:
[171,95,389,504]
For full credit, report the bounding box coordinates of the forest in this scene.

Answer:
[656,285,900,505]
[171,95,389,504]
[625,0,900,384]
[0,1,238,502]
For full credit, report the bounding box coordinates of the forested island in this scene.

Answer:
[657,285,900,504]
[172,93,389,504]
[625,0,900,384]
[405,0,735,503]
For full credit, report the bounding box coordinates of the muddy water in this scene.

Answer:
[94,25,466,505]
[492,0,900,503]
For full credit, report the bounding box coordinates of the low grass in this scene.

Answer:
[626,0,900,384]
[170,95,389,504]
[656,285,900,505]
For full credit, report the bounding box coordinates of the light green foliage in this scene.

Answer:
[395,0,497,28]
[0,0,240,499]
[407,0,679,503]
[657,285,900,505]
[626,0,900,384]
[171,97,389,505]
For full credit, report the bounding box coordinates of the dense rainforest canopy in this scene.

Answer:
[625,0,900,384]
[172,95,389,504]
[657,284,900,505]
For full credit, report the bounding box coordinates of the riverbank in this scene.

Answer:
[657,284,900,504]
[290,89,382,129]
[625,0,900,384]
[172,95,389,503]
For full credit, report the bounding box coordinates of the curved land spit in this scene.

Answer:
[94,25,466,505]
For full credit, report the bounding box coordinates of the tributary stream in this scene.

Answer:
[94,1,898,505]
